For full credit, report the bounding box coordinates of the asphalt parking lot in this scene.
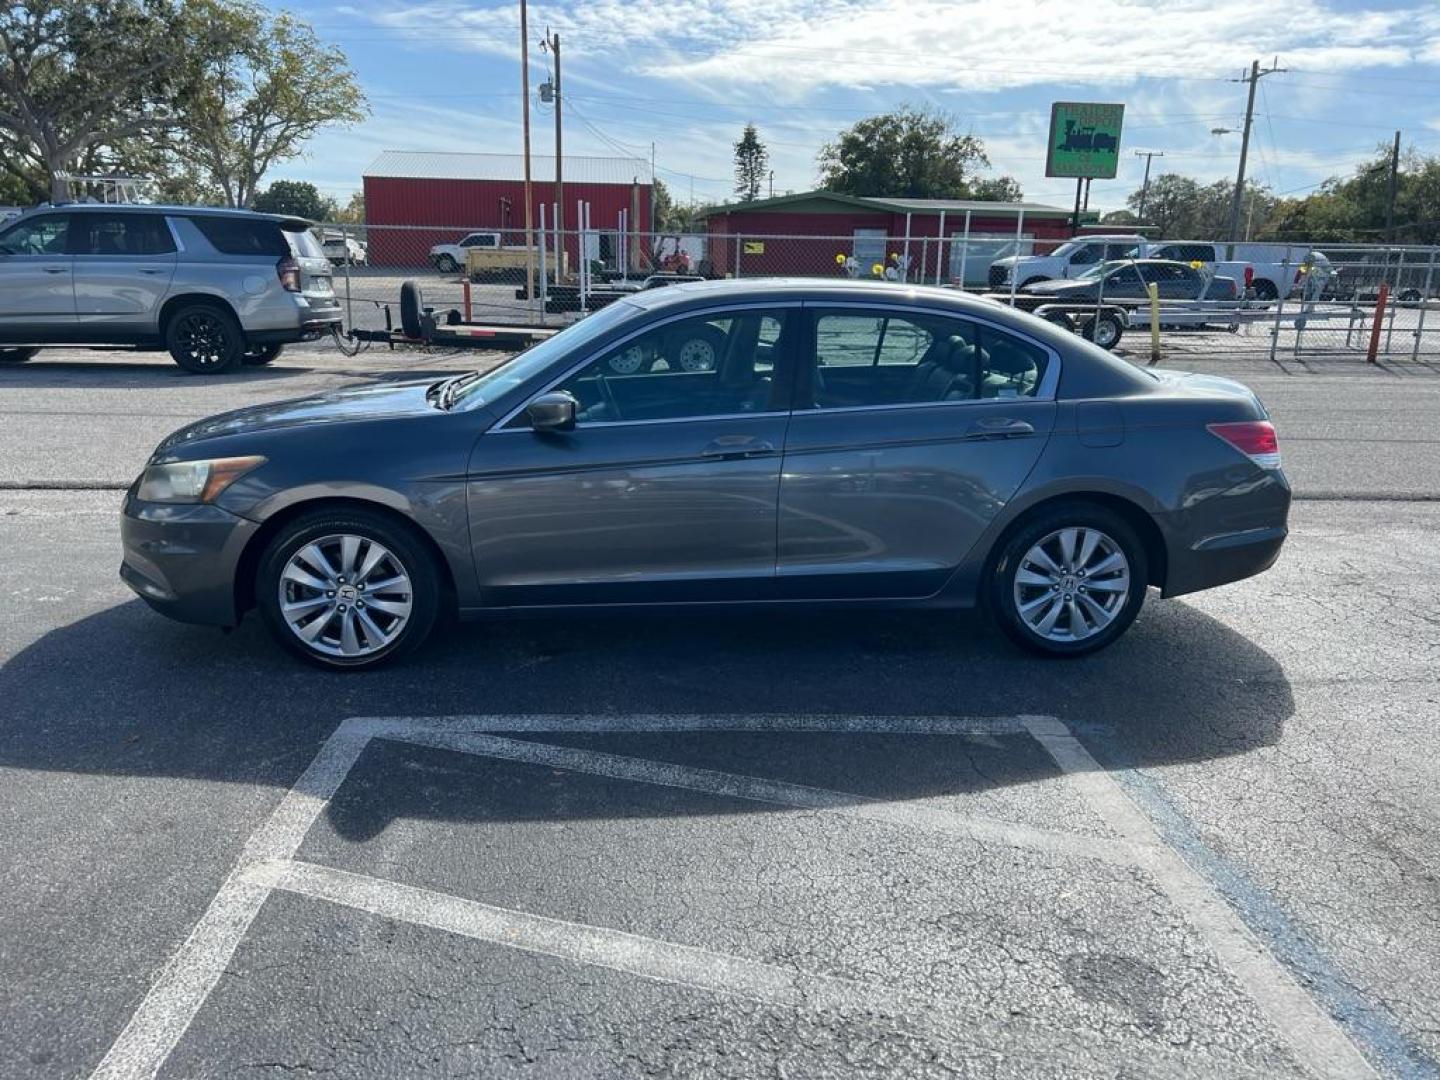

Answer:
[2,342,1439,1079]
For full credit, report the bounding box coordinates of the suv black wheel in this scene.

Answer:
[242,343,285,366]
[166,303,244,374]
[0,347,38,363]
[257,508,442,670]
[988,502,1148,657]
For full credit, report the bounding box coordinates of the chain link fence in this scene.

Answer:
[319,222,1440,363]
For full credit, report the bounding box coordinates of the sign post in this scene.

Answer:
[1046,102,1125,235]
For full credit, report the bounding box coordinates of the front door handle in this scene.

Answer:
[42,266,69,274]
[138,268,166,275]
[965,418,1035,439]
[701,436,776,460]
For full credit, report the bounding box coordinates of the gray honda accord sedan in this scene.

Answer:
[120,278,1290,669]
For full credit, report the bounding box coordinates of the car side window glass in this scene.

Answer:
[811,312,980,409]
[1154,245,1179,261]
[1104,243,1132,259]
[1070,245,1101,265]
[977,326,1049,399]
[0,215,69,256]
[189,216,288,257]
[73,214,176,256]
[539,310,788,426]
[1109,265,1143,287]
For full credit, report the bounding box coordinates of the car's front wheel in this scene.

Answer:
[257,509,442,670]
[436,254,459,274]
[989,503,1148,657]
[166,303,245,374]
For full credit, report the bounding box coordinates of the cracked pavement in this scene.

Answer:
[1,345,1438,1078]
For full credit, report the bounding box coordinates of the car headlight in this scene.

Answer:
[136,456,265,503]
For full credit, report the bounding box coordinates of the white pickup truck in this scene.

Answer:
[990,235,1255,296]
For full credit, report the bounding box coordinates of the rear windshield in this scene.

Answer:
[286,228,326,259]
[189,216,288,257]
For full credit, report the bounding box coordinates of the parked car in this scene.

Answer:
[321,234,367,267]
[989,234,1147,290]
[429,231,501,274]
[121,278,1290,669]
[0,204,341,372]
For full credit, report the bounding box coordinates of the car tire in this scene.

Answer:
[400,280,425,339]
[1399,289,1422,304]
[0,347,38,363]
[666,324,726,372]
[1252,279,1279,302]
[1082,312,1124,350]
[165,302,245,374]
[1038,309,1074,332]
[988,502,1148,658]
[436,254,458,274]
[257,508,442,670]
[242,343,284,366]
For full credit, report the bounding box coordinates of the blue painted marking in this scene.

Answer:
[1087,734,1439,1080]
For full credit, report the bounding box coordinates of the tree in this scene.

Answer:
[818,105,1021,201]
[254,179,335,220]
[331,191,365,226]
[0,0,233,200]
[651,177,695,233]
[178,3,366,207]
[733,123,768,202]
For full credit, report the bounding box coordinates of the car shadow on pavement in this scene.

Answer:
[0,357,318,387]
[0,594,1293,840]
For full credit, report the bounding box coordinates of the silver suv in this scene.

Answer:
[0,204,342,374]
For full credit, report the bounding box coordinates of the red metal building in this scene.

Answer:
[362,151,653,268]
[698,191,1073,286]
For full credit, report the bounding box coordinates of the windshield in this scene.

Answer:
[1048,242,1080,258]
[1076,260,1125,280]
[451,300,641,408]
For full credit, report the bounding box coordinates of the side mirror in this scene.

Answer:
[526,390,578,433]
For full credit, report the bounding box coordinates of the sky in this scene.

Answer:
[272,0,1440,216]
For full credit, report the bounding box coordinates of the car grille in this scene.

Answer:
[988,265,1008,289]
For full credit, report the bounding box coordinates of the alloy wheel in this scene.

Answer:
[278,533,414,658]
[1012,526,1131,643]
[174,312,232,371]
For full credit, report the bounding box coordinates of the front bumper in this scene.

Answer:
[119,493,258,626]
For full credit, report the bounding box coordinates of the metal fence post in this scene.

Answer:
[339,222,354,333]
[1384,248,1404,355]
[934,210,946,286]
[957,212,972,290]
[734,234,742,278]
[1008,211,1024,305]
[1268,245,1291,363]
[537,203,548,325]
[1413,250,1435,361]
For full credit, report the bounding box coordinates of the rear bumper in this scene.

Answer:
[247,318,341,345]
[119,493,257,626]
[1160,469,1291,598]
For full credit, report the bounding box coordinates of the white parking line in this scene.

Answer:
[246,857,1275,1080]
[1023,716,1378,1080]
[401,727,1131,866]
[89,713,1375,1080]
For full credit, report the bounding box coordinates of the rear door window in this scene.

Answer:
[72,213,176,256]
[188,216,289,257]
[284,228,326,260]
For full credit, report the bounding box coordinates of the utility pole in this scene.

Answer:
[1226,57,1285,257]
[1134,150,1164,221]
[541,30,563,245]
[519,0,534,299]
[1385,129,1400,243]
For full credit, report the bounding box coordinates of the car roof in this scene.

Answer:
[12,203,314,230]
[625,277,1008,314]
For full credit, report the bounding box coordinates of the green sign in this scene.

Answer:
[1046,102,1125,179]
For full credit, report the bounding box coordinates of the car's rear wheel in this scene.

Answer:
[0,347,38,363]
[242,343,284,366]
[989,503,1148,657]
[257,509,441,670]
[1252,279,1279,302]
[436,254,459,274]
[166,303,244,374]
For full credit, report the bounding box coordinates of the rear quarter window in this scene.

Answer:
[188,216,289,257]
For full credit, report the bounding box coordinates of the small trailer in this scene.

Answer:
[347,281,560,351]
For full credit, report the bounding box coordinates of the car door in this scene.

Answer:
[0,213,77,337]
[71,212,178,332]
[776,306,1057,598]
[466,305,797,604]
[1102,263,1147,299]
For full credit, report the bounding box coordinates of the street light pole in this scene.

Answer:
[1226,58,1285,258]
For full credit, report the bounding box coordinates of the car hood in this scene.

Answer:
[154,378,441,458]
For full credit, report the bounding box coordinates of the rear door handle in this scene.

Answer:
[701,437,776,460]
[138,268,166,275]
[965,418,1035,439]
[42,266,69,274]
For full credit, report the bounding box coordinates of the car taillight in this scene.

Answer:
[276,257,302,293]
[1207,420,1280,470]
